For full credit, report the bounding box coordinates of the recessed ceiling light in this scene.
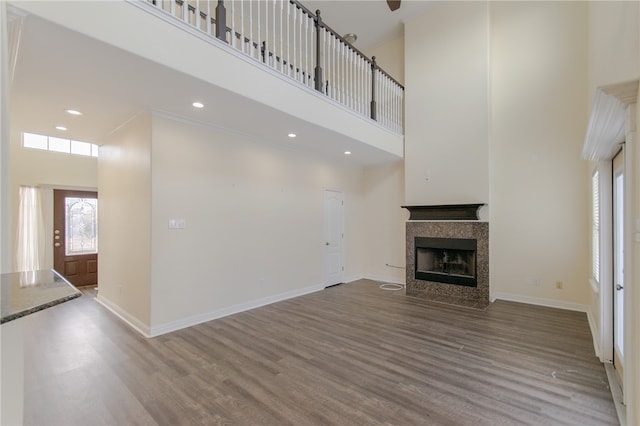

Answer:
[344,151,352,155]
[287,133,297,138]
[192,102,204,108]
[65,109,83,116]
[55,126,67,131]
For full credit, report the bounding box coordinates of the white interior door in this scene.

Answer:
[612,148,625,387]
[323,190,344,286]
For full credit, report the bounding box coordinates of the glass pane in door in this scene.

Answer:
[65,197,98,255]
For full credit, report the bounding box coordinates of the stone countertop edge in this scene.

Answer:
[1,270,82,325]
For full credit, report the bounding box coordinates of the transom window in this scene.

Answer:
[22,132,99,158]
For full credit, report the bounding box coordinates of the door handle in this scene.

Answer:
[616,284,624,291]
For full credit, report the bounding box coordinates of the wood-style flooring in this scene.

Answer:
[22,279,618,425]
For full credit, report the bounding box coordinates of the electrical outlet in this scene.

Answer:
[556,281,563,289]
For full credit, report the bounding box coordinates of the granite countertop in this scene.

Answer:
[1,270,82,324]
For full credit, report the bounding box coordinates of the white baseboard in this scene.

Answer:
[362,274,406,285]
[148,283,325,337]
[342,275,362,284]
[491,292,589,313]
[586,309,602,359]
[95,295,152,338]
[343,274,406,286]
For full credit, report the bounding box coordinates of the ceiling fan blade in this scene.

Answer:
[386,0,401,12]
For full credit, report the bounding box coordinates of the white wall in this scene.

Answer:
[362,161,407,284]
[588,1,640,103]
[97,112,152,329]
[490,1,590,305]
[149,114,366,328]
[367,35,405,86]
[404,1,489,211]
[9,129,97,271]
[1,1,10,273]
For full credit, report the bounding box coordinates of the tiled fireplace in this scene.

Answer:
[404,205,489,309]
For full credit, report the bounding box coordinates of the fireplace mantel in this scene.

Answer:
[401,204,485,221]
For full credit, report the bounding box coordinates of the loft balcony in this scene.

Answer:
[9,0,404,164]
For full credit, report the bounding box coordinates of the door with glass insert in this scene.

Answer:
[53,190,98,287]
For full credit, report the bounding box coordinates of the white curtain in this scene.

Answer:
[15,186,45,272]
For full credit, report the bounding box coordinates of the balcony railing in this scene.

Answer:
[140,0,404,134]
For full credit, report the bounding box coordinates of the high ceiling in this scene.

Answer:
[8,1,436,166]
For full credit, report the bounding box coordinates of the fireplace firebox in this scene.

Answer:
[415,237,477,287]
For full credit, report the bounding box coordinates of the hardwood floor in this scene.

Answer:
[22,280,617,425]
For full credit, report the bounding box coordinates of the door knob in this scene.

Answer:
[325,242,330,246]
[616,284,624,291]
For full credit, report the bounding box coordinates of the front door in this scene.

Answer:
[53,189,98,287]
[612,148,625,388]
[323,190,344,286]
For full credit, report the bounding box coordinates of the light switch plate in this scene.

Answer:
[168,219,186,229]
